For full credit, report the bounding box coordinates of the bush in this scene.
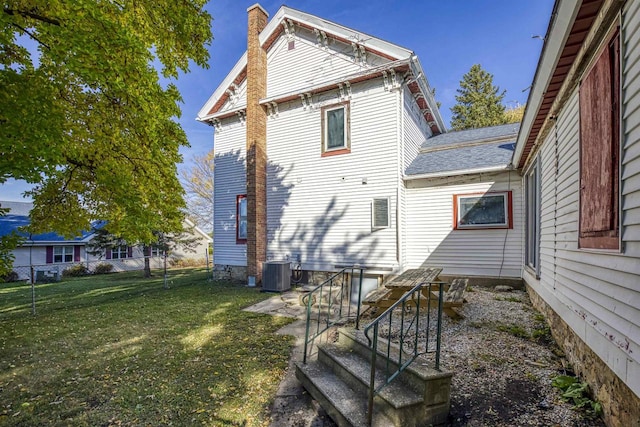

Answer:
[1,271,20,283]
[93,263,114,275]
[168,257,206,268]
[62,264,89,278]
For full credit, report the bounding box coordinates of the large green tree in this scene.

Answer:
[0,2,212,269]
[450,64,506,130]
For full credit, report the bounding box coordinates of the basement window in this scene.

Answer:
[321,102,350,157]
[454,192,513,230]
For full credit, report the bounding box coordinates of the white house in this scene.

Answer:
[0,201,211,281]
[197,4,523,284]
[514,0,640,424]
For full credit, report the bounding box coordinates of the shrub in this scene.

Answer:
[168,257,206,268]
[1,271,20,283]
[62,264,89,278]
[93,263,114,275]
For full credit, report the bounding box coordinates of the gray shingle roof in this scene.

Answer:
[406,123,520,177]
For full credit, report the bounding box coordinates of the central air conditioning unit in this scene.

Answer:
[262,261,291,292]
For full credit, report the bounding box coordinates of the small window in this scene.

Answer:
[372,198,390,229]
[454,191,513,230]
[525,161,541,276]
[321,103,350,156]
[54,246,74,263]
[237,195,247,243]
[111,246,130,259]
[150,246,162,257]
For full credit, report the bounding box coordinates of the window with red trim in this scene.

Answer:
[321,102,350,157]
[453,191,513,230]
[236,195,247,243]
[578,28,620,250]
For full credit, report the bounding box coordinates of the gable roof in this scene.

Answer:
[196,5,446,134]
[0,215,102,243]
[405,123,519,179]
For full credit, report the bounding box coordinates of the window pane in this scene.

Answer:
[54,254,62,263]
[326,108,345,149]
[54,247,62,255]
[459,195,506,226]
[239,198,247,216]
[238,219,247,239]
[373,199,389,228]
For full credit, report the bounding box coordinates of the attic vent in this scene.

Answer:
[288,40,295,50]
[372,198,390,229]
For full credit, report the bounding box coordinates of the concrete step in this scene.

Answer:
[296,360,395,427]
[317,342,424,426]
[338,328,452,408]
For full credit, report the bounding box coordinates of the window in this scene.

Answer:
[111,246,130,259]
[525,160,541,276]
[372,198,390,229]
[54,246,74,263]
[150,246,162,257]
[579,28,620,250]
[453,191,513,230]
[237,195,247,243]
[321,103,350,156]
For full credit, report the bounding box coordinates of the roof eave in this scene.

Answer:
[404,165,511,181]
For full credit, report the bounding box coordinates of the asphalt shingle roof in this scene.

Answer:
[406,123,520,177]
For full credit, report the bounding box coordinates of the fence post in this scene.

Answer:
[30,266,36,316]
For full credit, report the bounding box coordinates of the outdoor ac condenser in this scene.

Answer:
[262,261,291,292]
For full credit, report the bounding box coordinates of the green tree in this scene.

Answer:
[0,2,212,273]
[503,103,526,124]
[450,64,506,130]
[181,150,214,234]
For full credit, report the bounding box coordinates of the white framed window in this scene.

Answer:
[111,246,129,259]
[525,160,541,276]
[372,198,390,229]
[454,191,513,230]
[150,246,162,257]
[321,103,350,155]
[54,246,74,263]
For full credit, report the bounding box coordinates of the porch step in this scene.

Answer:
[296,360,394,427]
[296,327,452,426]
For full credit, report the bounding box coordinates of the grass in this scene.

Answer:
[0,269,295,426]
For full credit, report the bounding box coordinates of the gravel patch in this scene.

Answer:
[373,286,605,427]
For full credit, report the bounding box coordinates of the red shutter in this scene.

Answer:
[46,246,53,264]
[74,246,81,262]
[127,246,133,258]
[106,247,112,259]
[579,29,620,249]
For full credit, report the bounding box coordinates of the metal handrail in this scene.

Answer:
[363,281,444,425]
[302,266,365,364]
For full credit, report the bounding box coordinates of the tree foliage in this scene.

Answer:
[0,2,212,250]
[181,150,214,233]
[503,104,526,124]
[450,64,506,131]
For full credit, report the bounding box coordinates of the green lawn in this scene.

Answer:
[0,269,295,426]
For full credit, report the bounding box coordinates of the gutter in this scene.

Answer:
[403,165,510,182]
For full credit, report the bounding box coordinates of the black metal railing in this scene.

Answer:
[302,266,365,364]
[363,281,444,425]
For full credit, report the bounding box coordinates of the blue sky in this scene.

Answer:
[2,0,554,202]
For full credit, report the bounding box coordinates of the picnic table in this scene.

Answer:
[362,267,468,318]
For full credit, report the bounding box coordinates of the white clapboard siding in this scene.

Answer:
[523,1,640,397]
[266,27,389,99]
[212,118,247,266]
[218,79,247,113]
[265,79,401,270]
[405,171,523,278]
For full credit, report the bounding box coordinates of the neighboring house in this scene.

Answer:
[513,0,640,425]
[0,201,211,281]
[405,123,523,278]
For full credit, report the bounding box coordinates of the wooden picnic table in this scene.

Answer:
[363,267,445,313]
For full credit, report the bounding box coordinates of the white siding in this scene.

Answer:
[405,171,523,278]
[266,27,389,98]
[212,118,247,266]
[265,78,401,271]
[522,2,640,398]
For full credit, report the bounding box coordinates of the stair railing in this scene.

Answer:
[302,266,365,364]
[363,281,444,426]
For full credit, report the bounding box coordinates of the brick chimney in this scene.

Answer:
[246,4,268,284]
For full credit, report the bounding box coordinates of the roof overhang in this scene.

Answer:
[514,0,609,169]
[404,165,511,182]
